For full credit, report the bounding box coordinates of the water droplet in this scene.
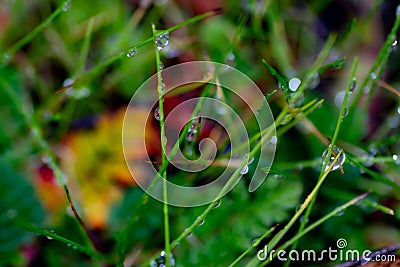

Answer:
[362,154,374,167]
[154,107,160,121]
[295,205,302,212]
[368,145,378,156]
[335,209,344,216]
[67,243,72,248]
[251,237,260,247]
[126,48,137,58]
[225,52,235,67]
[41,153,51,164]
[29,128,39,138]
[2,53,10,64]
[159,62,164,71]
[369,73,377,80]
[321,145,346,172]
[273,174,285,183]
[154,32,170,51]
[286,92,304,108]
[198,219,205,226]
[396,5,400,17]
[240,165,249,174]
[63,78,74,88]
[289,78,301,92]
[307,72,320,89]
[186,130,196,142]
[46,235,54,240]
[335,91,346,108]
[213,199,221,208]
[66,87,91,99]
[300,216,309,223]
[278,82,286,91]
[270,135,278,145]
[7,209,17,219]
[62,0,71,11]
[161,82,166,93]
[397,106,400,115]
[393,155,400,165]
[350,77,357,92]
[392,39,398,48]
[184,146,193,156]
[342,108,349,118]
[186,232,193,239]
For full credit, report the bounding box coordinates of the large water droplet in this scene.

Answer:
[154,32,170,51]
[63,78,74,88]
[369,73,377,80]
[62,0,71,11]
[334,91,346,108]
[164,45,180,58]
[321,145,346,172]
[289,77,301,92]
[126,48,137,58]
[154,107,160,121]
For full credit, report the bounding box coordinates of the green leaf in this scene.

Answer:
[0,159,44,265]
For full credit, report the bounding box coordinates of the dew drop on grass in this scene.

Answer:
[350,77,357,93]
[213,199,221,208]
[41,153,51,164]
[126,48,137,58]
[270,135,278,145]
[62,0,71,11]
[154,107,160,121]
[161,82,166,94]
[308,72,320,89]
[335,209,345,216]
[393,155,400,165]
[186,130,196,142]
[63,78,74,88]
[369,73,377,80]
[342,107,349,118]
[286,92,304,108]
[334,91,346,108]
[300,216,309,224]
[154,32,170,51]
[251,237,260,247]
[278,82,286,91]
[321,145,346,172]
[198,219,204,226]
[397,106,400,115]
[240,165,249,174]
[289,77,301,92]
[392,39,398,48]
[295,205,302,212]
[159,62,164,71]
[362,154,374,167]
[186,232,193,239]
[368,145,378,155]
[225,52,235,67]
[396,5,400,17]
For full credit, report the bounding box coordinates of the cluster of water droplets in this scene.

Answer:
[62,0,71,11]
[63,78,90,99]
[321,145,346,172]
[150,251,175,267]
[186,118,200,142]
[126,48,137,58]
[154,32,170,51]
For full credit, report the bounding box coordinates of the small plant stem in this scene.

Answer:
[353,4,400,107]
[283,58,359,266]
[76,18,95,75]
[260,192,370,266]
[152,24,171,267]
[0,76,99,252]
[3,0,71,63]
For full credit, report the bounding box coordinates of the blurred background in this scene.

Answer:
[0,0,400,266]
